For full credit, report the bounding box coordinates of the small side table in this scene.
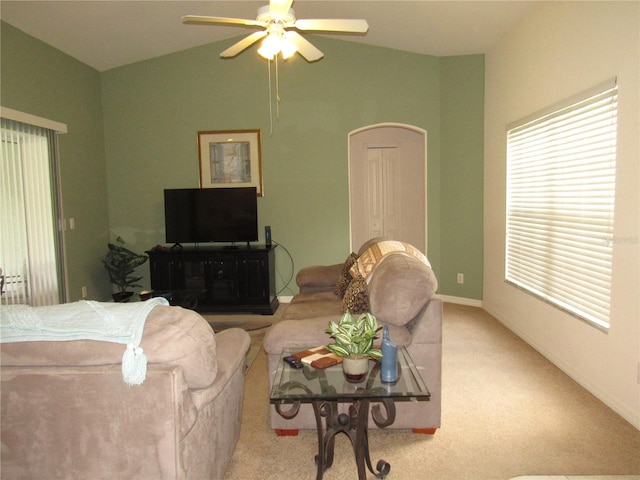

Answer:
[270,346,430,480]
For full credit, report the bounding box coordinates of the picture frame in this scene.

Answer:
[198,129,263,196]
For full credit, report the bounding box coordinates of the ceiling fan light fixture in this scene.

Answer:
[280,37,298,59]
[258,33,281,59]
[258,32,297,60]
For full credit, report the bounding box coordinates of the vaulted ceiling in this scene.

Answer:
[1,1,537,71]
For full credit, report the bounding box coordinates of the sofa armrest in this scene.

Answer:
[190,327,250,409]
[406,295,443,345]
[296,263,343,293]
[213,328,251,379]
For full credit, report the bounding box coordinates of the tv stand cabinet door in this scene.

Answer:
[205,258,239,304]
[238,255,267,302]
[149,255,184,290]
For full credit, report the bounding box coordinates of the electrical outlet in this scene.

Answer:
[457,273,464,284]
[81,286,87,299]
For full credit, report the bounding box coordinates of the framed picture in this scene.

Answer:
[198,129,263,196]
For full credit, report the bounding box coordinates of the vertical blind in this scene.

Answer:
[1,118,62,306]
[505,78,618,330]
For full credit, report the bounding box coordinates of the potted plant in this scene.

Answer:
[325,311,383,382]
[102,236,148,302]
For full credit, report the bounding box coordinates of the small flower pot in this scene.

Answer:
[112,291,133,303]
[341,355,370,383]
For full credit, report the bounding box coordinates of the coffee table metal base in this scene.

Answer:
[276,396,396,480]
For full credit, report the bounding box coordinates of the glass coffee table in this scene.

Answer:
[270,346,430,480]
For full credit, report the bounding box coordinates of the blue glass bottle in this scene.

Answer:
[380,325,398,383]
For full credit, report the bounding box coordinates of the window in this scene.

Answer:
[1,114,66,306]
[505,79,618,330]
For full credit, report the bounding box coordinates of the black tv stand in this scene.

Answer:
[146,244,278,315]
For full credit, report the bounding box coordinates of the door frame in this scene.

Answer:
[347,123,427,252]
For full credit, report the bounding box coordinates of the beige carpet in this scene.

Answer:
[202,313,274,332]
[512,476,639,479]
[223,303,640,480]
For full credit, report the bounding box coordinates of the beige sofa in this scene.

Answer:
[1,305,250,479]
[264,238,442,434]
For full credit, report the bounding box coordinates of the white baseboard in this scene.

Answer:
[484,303,640,431]
[277,295,293,304]
[438,295,483,307]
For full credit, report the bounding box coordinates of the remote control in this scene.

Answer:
[283,356,303,369]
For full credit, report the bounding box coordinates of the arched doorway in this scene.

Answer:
[348,124,427,252]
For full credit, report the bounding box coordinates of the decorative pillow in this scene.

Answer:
[340,272,370,314]
[350,240,431,280]
[333,252,358,298]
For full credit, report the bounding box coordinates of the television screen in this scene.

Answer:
[164,187,258,244]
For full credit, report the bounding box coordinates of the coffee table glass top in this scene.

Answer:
[270,346,430,403]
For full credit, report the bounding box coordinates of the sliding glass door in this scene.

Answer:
[1,118,65,306]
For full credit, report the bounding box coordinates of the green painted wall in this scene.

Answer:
[439,55,485,298]
[2,21,485,301]
[1,22,111,301]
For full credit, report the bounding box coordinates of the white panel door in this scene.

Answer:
[349,124,426,253]
[365,146,401,241]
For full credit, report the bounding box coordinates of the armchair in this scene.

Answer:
[1,305,250,479]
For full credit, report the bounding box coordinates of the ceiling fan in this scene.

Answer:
[182,0,369,62]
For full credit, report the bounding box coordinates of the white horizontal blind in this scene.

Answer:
[506,79,617,330]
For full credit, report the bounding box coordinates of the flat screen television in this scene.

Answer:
[164,187,258,245]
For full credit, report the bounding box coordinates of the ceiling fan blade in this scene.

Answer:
[221,31,268,58]
[294,19,369,33]
[182,15,266,28]
[270,0,294,16]
[285,31,323,62]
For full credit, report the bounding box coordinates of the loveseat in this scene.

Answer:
[263,238,442,434]
[1,303,250,479]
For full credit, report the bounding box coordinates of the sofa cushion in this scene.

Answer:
[357,236,391,256]
[282,291,343,320]
[340,272,370,314]
[333,252,358,298]
[351,240,431,280]
[368,254,438,326]
[0,305,218,389]
[263,316,412,355]
[296,263,344,293]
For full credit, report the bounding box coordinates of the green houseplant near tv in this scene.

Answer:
[325,311,383,382]
[102,237,148,302]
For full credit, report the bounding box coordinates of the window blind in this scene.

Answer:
[505,79,617,330]
[1,118,62,306]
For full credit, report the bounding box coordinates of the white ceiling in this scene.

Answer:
[0,0,538,72]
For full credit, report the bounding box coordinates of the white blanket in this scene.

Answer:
[0,298,169,385]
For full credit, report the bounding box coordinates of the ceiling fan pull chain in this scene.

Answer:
[275,55,281,122]
[268,58,273,136]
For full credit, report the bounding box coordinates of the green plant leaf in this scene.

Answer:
[326,311,382,357]
[326,343,351,357]
[103,237,148,292]
[368,348,383,360]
